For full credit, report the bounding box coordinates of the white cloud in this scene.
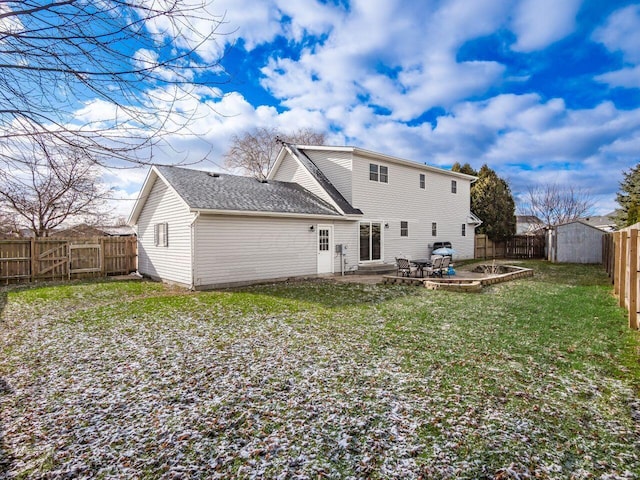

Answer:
[509,0,582,52]
[593,4,640,64]
[596,65,640,89]
[259,0,511,121]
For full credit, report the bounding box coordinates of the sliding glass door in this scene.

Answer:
[359,222,382,262]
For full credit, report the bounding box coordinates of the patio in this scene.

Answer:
[332,262,534,291]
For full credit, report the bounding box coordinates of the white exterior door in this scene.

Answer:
[317,225,333,274]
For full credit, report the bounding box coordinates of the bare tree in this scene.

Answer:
[0,136,112,237]
[523,183,594,228]
[0,1,228,166]
[224,127,326,179]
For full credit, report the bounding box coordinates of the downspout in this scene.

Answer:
[189,211,200,290]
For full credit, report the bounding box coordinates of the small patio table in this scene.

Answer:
[411,258,432,278]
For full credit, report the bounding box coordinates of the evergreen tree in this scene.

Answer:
[615,163,640,228]
[451,162,477,176]
[472,165,516,241]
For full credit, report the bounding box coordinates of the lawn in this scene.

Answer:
[1,261,639,479]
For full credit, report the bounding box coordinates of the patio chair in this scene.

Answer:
[424,255,443,277]
[440,256,451,276]
[395,257,416,277]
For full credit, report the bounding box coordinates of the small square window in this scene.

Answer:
[419,174,425,189]
[451,180,457,194]
[400,221,408,237]
[154,223,168,247]
[432,222,437,236]
[462,224,466,237]
[369,163,378,181]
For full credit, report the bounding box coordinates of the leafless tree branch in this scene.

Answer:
[523,183,594,228]
[0,0,230,165]
[224,127,326,179]
[0,135,112,237]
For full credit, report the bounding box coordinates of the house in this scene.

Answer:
[50,223,136,238]
[516,215,544,235]
[546,220,604,264]
[581,212,617,232]
[128,144,480,289]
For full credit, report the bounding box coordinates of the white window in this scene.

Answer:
[369,163,388,183]
[379,165,388,183]
[401,221,409,237]
[462,224,466,236]
[432,222,437,236]
[154,223,168,247]
[451,180,457,194]
[419,174,425,189]
[369,163,378,181]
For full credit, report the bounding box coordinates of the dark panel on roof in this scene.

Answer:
[155,166,342,217]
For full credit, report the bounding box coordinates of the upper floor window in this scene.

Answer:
[451,180,457,194]
[369,163,388,183]
[154,223,168,247]
[419,174,425,189]
[380,166,388,183]
[462,224,466,237]
[432,222,437,236]
[400,221,408,237]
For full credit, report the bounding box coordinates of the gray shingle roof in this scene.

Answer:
[286,145,363,215]
[155,166,342,217]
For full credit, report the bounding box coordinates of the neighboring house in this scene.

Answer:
[128,144,480,289]
[50,223,136,238]
[547,220,604,264]
[581,212,617,232]
[516,215,544,235]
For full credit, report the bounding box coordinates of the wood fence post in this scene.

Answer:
[620,231,628,309]
[629,229,638,329]
[100,237,106,275]
[614,232,621,297]
[30,238,36,282]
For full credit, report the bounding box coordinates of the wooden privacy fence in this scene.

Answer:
[475,234,545,260]
[603,226,640,329]
[0,236,137,285]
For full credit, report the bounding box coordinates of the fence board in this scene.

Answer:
[605,226,640,330]
[0,236,137,285]
[475,234,544,260]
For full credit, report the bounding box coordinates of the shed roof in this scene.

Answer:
[154,165,343,217]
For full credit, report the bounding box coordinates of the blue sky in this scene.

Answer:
[107,0,640,218]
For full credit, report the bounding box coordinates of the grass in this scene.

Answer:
[1,261,639,479]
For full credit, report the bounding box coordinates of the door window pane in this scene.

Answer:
[372,223,381,260]
[319,229,330,251]
[360,223,371,261]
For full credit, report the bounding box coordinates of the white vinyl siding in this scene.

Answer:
[137,178,194,285]
[193,216,358,287]
[304,150,353,203]
[270,153,338,208]
[350,152,475,261]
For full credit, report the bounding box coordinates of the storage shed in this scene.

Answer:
[547,220,604,264]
